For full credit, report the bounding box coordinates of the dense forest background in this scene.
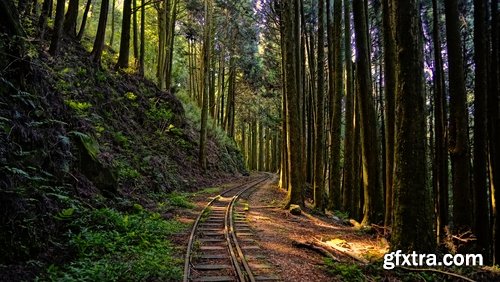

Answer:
[1,0,500,280]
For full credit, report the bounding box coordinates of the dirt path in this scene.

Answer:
[240,175,389,281]
[177,173,388,281]
[178,174,498,282]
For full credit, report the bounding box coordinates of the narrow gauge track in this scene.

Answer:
[183,174,276,282]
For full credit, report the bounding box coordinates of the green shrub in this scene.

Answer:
[167,191,194,209]
[45,208,186,281]
[324,259,364,282]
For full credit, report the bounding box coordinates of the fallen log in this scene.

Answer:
[314,238,369,264]
[291,239,341,262]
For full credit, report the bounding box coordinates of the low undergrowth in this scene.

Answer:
[44,207,187,281]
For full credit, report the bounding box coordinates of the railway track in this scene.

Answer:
[183,173,280,282]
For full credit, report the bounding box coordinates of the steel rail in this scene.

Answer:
[183,174,269,282]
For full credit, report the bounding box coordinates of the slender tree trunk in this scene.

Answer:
[259,122,265,171]
[352,76,362,220]
[391,0,436,253]
[352,0,384,225]
[132,0,138,64]
[63,0,79,37]
[90,0,109,66]
[342,0,354,216]
[382,0,395,227]
[199,0,212,170]
[282,0,304,207]
[138,0,145,76]
[77,0,92,41]
[444,0,473,232]
[49,0,65,55]
[110,0,115,46]
[116,0,132,69]
[489,0,500,264]
[314,0,326,211]
[472,0,490,259]
[326,0,343,210]
[432,0,449,244]
[38,0,52,39]
[252,120,258,170]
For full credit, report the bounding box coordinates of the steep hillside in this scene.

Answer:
[0,25,245,280]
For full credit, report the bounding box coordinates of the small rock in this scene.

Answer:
[289,204,301,216]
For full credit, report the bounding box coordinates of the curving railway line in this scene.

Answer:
[183,173,280,282]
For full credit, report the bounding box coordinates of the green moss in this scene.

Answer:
[323,259,364,282]
[65,99,92,113]
[124,92,137,101]
[44,208,186,281]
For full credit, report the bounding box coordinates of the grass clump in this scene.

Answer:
[323,258,364,282]
[167,191,194,209]
[45,207,186,281]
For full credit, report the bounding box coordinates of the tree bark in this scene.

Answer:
[352,0,384,225]
[382,0,395,227]
[282,0,304,207]
[110,0,115,46]
[77,0,92,41]
[63,0,79,37]
[116,0,132,69]
[342,0,354,216]
[49,0,65,55]
[431,0,449,244]
[37,0,52,39]
[391,0,436,253]
[472,0,490,259]
[444,0,473,231]
[90,0,109,66]
[489,0,500,264]
[138,0,145,75]
[314,0,326,211]
[132,0,138,63]
[199,0,212,170]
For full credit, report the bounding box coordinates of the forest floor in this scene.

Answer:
[176,173,500,282]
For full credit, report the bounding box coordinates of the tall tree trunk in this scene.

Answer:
[63,0,79,37]
[432,0,449,244]
[132,0,138,65]
[259,122,265,171]
[116,0,132,69]
[252,119,258,170]
[49,0,65,55]
[37,0,52,39]
[352,0,383,225]
[199,0,212,170]
[110,0,115,46]
[382,0,395,227]
[282,0,304,207]
[472,0,490,259]
[342,0,354,216]
[77,0,92,41]
[489,0,500,264]
[391,0,436,253]
[90,0,109,66]
[444,0,473,232]
[352,76,362,220]
[138,0,145,76]
[327,0,343,211]
[314,0,326,211]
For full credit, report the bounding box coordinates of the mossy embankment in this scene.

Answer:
[0,29,245,280]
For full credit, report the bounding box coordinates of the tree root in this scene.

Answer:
[399,266,476,282]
